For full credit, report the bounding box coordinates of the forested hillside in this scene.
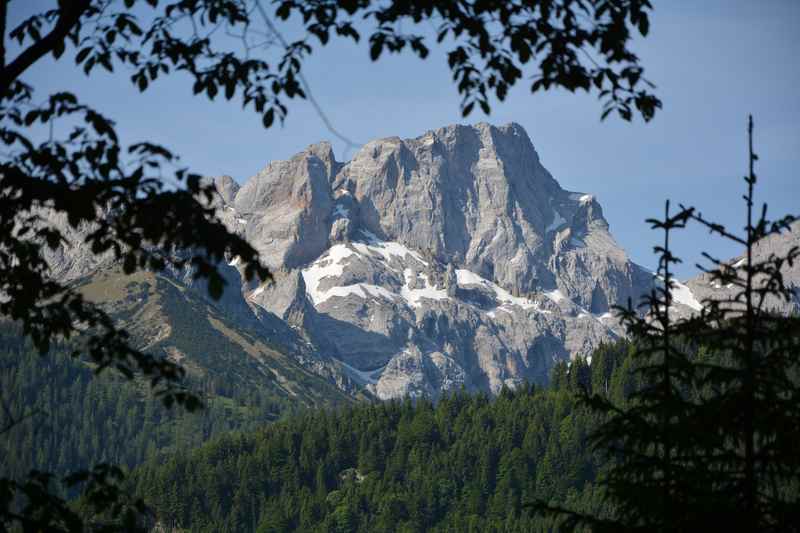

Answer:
[0,322,352,497]
[130,342,638,532]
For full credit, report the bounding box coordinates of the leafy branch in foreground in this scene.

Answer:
[0,465,149,533]
[537,116,800,531]
[0,86,270,408]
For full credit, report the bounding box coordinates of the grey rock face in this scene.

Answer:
[233,142,336,270]
[213,175,240,204]
[33,209,117,283]
[227,122,648,399]
[682,219,800,316]
[41,122,798,401]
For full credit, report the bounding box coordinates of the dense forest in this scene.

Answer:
[5,314,798,531]
[5,317,799,531]
[128,342,637,532]
[1,312,636,531]
[0,322,343,498]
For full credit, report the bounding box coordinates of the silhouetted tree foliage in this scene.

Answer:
[538,117,800,531]
[1,0,659,529]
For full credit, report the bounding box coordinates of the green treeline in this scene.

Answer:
[0,323,319,497]
[130,342,638,532]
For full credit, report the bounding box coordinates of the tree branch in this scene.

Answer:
[0,0,90,96]
[253,0,361,157]
[0,0,8,69]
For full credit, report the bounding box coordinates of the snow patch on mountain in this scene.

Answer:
[401,269,448,308]
[544,289,566,303]
[456,269,543,312]
[674,280,703,311]
[569,192,594,204]
[354,230,428,266]
[302,245,357,304]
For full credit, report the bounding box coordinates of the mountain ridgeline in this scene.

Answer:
[215,123,657,399]
[217,121,798,398]
[5,122,800,531]
[36,122,800,403]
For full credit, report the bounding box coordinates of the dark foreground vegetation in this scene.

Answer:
[1,0,797,529]
[0,319,637,531]
[4,314,798,532]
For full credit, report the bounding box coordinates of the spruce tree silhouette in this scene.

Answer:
[537,116,800,531]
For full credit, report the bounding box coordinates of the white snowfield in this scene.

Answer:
[354,229,428,265]
[301,245,357,305]
[671,279,703,311]
[299,234,607,318]
[455,269,543,311]
[654,274,703,312]
[569,192,594,204]
[401,269,448,308]
[301,241,439,307]
[251,284,266,298]
[333,357,385,385]
[544,288,566,303]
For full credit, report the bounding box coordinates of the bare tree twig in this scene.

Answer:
[252,0,361,159]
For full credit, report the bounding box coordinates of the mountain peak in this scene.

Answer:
[220,122,653,398]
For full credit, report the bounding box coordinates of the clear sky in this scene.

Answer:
[10,1,800,278]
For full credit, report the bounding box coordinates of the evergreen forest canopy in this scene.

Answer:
[128,341,637,533]
[125,311,800,532]
[0,320,337,494]
[53,123,800,531]
[126,165,800,531]
[2,139,799,531]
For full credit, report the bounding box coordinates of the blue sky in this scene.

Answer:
[10,1,800,278]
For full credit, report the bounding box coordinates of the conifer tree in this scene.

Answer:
[538,116,800,531]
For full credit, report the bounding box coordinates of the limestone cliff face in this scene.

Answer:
[223,123,651,398]
[232,142,337,270]
[44,122,799,400]
[683,219,800,316]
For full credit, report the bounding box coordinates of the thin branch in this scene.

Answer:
[0,0,91,96]
[0,0,8,69]
[0,393,42,436]
[252,0,361,158]
[682,208,748,246]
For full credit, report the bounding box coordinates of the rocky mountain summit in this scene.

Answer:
[217,122,660,399]
[684,219,800,315]
[38,122,798,401]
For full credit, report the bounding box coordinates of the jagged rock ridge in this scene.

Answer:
[221,122,654,399]
[38,122,800,400]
